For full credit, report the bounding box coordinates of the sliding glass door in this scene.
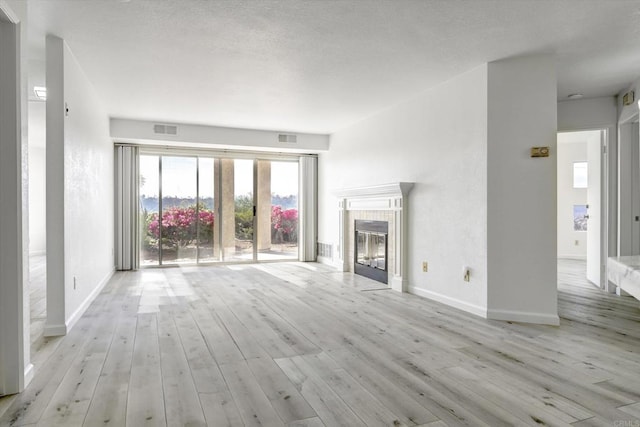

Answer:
[139,154,216,266]
[161,156,198,263]
[257,160,299,261]
[139,153,299,266]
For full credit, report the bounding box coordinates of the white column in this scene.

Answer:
[0,5,29,394]
[44,35,66,336]
[336,198,349,271]
[390,196,407,292]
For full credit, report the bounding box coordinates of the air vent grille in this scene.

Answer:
[278,134,297,143]
[153,124,178,135]
[317,242,333,258]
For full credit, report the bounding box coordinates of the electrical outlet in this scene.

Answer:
[575,240,579,246]
[463,266,471,282]
[422,262,428,272]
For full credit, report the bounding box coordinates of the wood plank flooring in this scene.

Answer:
[1,259,639,426]
[29,255,47,354]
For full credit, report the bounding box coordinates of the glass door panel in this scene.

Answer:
[160,156,198,264]
[222,159,254,261]
[258,160,299,261]
[139,155,160,266]
[198,157,217,262]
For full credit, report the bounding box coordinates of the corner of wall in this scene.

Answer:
[486,54,558,323]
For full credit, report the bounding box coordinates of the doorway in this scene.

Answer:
[557,130,605,289]
[138,153,299,266]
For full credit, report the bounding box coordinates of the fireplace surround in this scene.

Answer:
[334,182,414,292]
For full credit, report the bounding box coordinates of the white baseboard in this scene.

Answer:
[29,250,46,256]
[65,268,115,333]
[557,255,586,260]
[44,268,115,337]
[43,323,67,337]
[487,308,560,326]
[317,256,345,271]
[23,363,34,388]
[408,286,488,318]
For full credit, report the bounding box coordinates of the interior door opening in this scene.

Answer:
[557,130,604,289]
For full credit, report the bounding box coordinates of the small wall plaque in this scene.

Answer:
[531,146,550,157]
[623,91,635,106]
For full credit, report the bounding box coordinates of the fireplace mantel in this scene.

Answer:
[334,182,414,200]
[334,182,414,292]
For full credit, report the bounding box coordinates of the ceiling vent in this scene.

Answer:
[278,133,297,143]
[153,124,178,135]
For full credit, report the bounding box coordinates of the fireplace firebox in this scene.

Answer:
[354,220,388,284]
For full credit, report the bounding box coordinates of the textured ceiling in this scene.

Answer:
[22,0,640,134]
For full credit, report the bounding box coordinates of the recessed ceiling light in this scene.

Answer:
[567,93,583,100]
[33,86,47,100]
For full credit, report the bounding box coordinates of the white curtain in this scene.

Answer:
[298,155,317,261]
[114,145,139,270]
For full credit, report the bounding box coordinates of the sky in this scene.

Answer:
[139,155,298,198]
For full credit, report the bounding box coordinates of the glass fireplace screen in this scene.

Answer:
[354,220,388,284]
[356,231,387,270]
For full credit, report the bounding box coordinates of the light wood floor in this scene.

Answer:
[1,260,639,426]
[29,255,47,355]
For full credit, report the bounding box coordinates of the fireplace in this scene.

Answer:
[334,182,413,292]
[354,220,388,284]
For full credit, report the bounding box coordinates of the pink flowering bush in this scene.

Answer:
[271,205,298,243]
[146,205,214,249]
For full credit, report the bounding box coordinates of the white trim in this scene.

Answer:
[0,10,27,395]
[334,182,414,199]
[43,323,67,337]
[44,268,115,337]
[29,250,46,256]
[346,197,394,211]
[557,255,587,260]
[65,268,115,333]
[316,255,341,269]
[487,309,560,326]
[408,286,488,318]
[23,363,33,388]
[390,276,407,293]
[0,1,20,23]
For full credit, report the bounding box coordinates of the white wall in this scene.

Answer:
[28,101,46,255]
[557,140,587,258]
[320,55,559,324]
[486,55,558,325]
[319,64,491,316]
[558,97,618,131]
[111,118,329,153]
[45,36,114,335]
